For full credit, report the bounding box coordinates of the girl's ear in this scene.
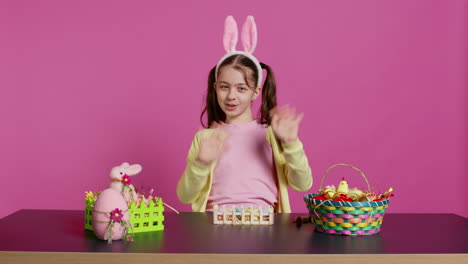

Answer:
[253,86,262,100]
[241,16,257,54]
[223,16,238,53]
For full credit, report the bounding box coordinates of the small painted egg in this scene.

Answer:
[92,188,130,241]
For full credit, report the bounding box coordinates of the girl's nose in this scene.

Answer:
[227,89,236,100]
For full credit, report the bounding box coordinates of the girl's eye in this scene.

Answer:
[220,85,229,89]
[238,87,247,91]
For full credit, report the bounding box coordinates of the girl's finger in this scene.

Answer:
[290,106,298,117]
[281,108,293,122]
[294,112,304,124]
[281,104,291,116]
[213,121,224,129]
[269,106,279,119]
[290,107,296,118]
[271,114,278,129]
[215,130,227,143]
[277,105,287,117]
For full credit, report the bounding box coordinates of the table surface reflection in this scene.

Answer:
[0,210,467,254]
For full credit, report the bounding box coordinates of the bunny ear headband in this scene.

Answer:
[215,15,263,87]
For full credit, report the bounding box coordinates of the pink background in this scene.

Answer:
[1,0,467,219]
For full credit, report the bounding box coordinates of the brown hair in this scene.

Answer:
[200,54,277,128]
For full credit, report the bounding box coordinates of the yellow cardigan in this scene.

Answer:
[177,126,313,213]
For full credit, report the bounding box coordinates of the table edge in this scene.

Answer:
[1,251,467,264]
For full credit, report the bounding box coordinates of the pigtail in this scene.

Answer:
[200,66,226,128]
[259,62,277,125]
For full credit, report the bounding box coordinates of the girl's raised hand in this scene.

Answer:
[270,105,304,145]
[196,125,226,167]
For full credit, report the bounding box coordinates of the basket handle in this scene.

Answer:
[319,163,371,193]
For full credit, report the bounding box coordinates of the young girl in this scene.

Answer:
[177,16,312,213]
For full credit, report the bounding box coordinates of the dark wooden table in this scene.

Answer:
[1,210,467,263]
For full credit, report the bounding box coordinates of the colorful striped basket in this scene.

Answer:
[304,164,391,236]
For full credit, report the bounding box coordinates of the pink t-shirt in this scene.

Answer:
[205,120,278,211]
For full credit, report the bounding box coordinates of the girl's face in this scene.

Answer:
[215,66,261,124]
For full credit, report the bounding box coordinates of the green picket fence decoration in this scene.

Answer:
[85,197,165,233]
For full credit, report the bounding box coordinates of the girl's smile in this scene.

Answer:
[225,103,238,111]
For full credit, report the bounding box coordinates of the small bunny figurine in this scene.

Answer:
[109,162,142,203]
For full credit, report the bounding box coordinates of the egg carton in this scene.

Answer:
[212,204,274,225]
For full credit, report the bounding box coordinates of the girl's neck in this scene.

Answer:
[225,113,255,125]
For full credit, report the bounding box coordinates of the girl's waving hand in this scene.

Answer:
[270,105,304,145]
[196,128,226,167]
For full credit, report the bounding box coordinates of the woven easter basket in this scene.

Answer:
[304,164,391,236]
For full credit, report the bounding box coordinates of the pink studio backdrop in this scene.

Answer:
[1,0,467,219]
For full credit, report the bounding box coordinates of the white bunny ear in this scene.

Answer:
[121,162,130,168]
[126,164,142,176]
[241,16,258,54]
[223,16,238,53]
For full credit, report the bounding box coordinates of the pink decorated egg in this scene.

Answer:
[92,188,130,241]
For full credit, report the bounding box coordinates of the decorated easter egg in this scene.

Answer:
[92,188,130,241]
